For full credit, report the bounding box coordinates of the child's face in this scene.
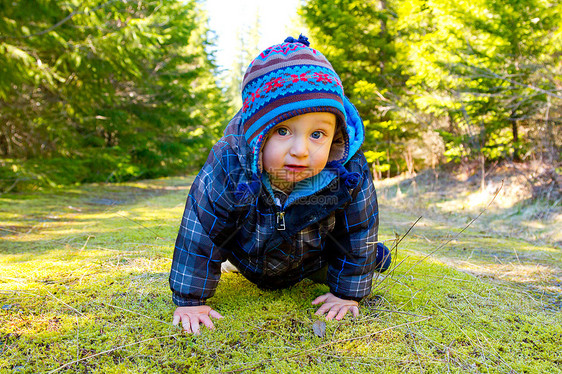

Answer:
[262,112,336,190]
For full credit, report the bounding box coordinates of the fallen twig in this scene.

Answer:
[112,211,164,240]
[402,180,504,277]
[429,298,518,373]
[365,308,429,318]
[370,216,422,294]
[44,289,86,317]
[47,333,180,373]
[223,316,432,373]
[103,302,170,325]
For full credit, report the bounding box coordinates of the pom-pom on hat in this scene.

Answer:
[241,35,349,174]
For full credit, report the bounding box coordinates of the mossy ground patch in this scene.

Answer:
[1,176,560,373]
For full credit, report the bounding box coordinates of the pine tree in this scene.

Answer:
[0,0,229,190]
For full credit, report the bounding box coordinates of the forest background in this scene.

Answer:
[1,1,561,371]
[0,0,561,192]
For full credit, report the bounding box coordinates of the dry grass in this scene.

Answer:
[1,174,561,373]
[376,161,562,248]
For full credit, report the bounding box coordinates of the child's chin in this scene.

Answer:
[276,176,304,184]
[288,174,314,183]
[274,170,318,184]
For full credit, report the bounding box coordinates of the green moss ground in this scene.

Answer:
[1,176,561,373]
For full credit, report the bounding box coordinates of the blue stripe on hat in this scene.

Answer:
[245,98,346,145]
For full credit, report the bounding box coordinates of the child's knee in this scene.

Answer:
[375,242,392,273]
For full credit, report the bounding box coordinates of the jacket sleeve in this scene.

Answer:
[169,141,240,306]
[326,151,381,301]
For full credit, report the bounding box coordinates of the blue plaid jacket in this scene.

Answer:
[169,112,381,306]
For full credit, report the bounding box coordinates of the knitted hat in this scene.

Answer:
[241,35,349,174]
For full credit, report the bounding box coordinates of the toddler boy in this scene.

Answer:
[170,35,391,334]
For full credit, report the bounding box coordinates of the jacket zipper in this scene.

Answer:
[276,211,286,230]
[271,176,341,231]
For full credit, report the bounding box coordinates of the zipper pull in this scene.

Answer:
[276,211,286,231]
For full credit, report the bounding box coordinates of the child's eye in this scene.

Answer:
[311,131,324,139]
[277,128,288,136]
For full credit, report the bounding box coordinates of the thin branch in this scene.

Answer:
[44,289,86,317]
[369,216,422,292]
[47,333,180,373]
[103,302,170,325]
[0,0,121,40]
[223,316,431,373]
[112,211,164,240]
[402,180,504,277]
[0,178,20,195]
[366,308,429,318]
[457,63,562,100]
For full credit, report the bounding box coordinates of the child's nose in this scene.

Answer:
[289,136,309,157]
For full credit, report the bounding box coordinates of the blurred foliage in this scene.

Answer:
[0,0,229,191]
[301,0,418,178]
[1,0,560,191]
[300,0,562,176]
[221,13,261,114]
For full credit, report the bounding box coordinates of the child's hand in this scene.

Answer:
[172,306,223,335]
[312,292,359,321]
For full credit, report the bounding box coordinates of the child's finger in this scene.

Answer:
[209,310,223,319]
[182,318,192,334]
[190,317,201,335]
[312,294,329,305]
[172,315,180,326]
[351,306,359,317]
[314,303,332,315]
[326,306,340,321]
[199,314,215,330]
[335,306,350,320]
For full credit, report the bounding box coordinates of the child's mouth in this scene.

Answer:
[284,165,307,172]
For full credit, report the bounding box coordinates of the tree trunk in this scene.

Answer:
[512,120,519,161]
[480,153,486,192]
[386,148,391,179]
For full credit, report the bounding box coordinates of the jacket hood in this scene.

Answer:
[223,95,365,206]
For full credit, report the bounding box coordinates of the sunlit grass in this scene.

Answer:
[1,176,561,373]
[377,170,562,249]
